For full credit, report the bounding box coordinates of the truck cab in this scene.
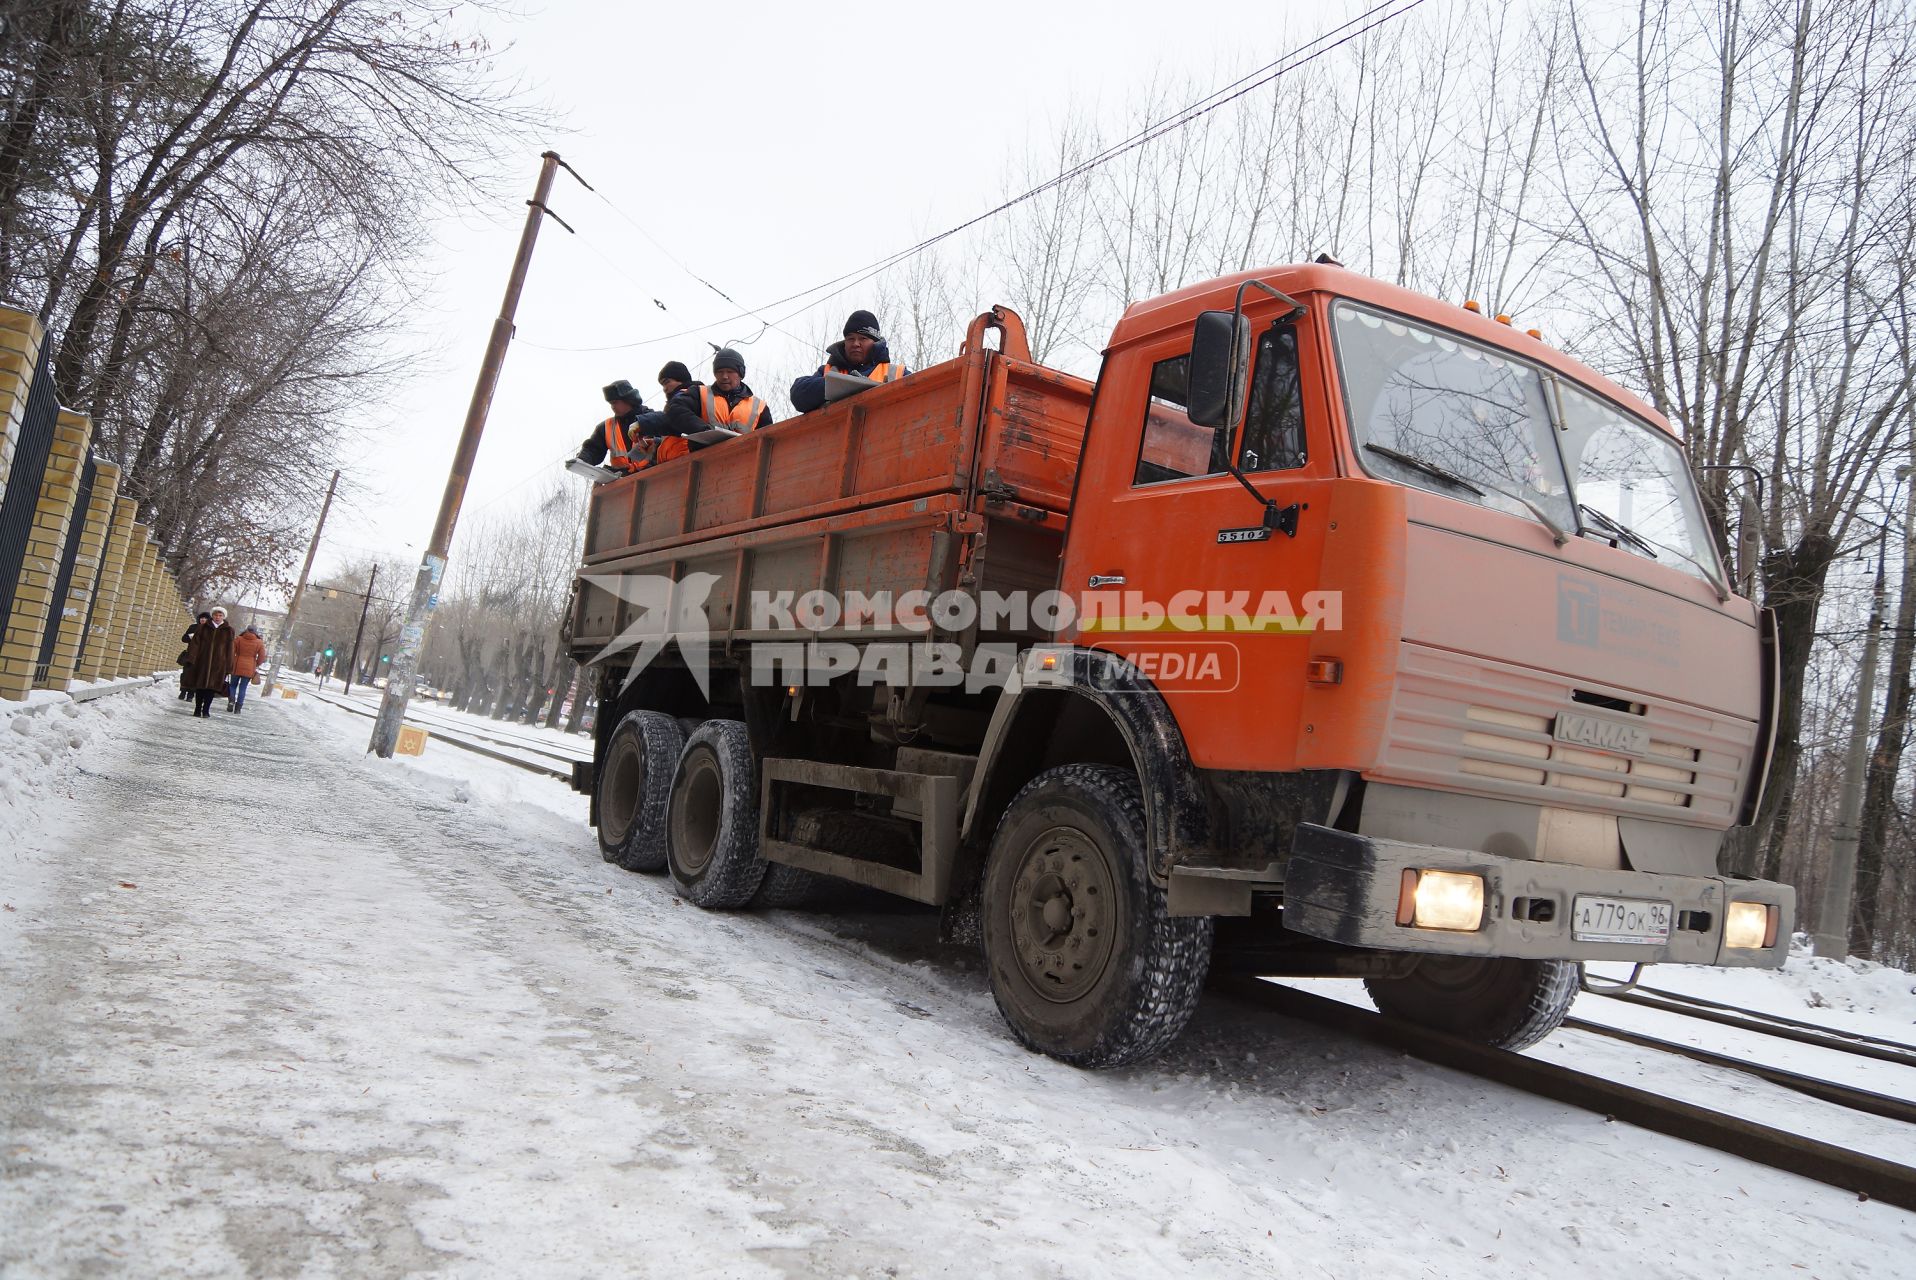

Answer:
[572,264,1790,1069]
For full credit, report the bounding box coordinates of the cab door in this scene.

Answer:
[1061,308,1339,773]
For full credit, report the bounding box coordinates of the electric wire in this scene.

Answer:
[518,0,1429,357]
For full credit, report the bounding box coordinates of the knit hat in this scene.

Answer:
[843,310,884,341]
[658,360,692,386]
[602,379,641,405]
[711,348,746,376]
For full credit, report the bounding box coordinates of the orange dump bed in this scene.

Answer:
[571,311,1092,655]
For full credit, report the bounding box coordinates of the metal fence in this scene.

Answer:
[0,340,58,626]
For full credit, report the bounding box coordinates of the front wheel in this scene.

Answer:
[1364,956,1579,1051]
[980,764,1213,1068]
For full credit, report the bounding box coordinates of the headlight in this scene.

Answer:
[1724,901,1776,949]
[1397,869,1485,932]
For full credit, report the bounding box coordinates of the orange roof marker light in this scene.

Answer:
[1495,313,1513,325]
[1462,300,1482,313]
[1526,328,1544,339]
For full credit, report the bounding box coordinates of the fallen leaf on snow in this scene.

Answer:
[117,882,137,889]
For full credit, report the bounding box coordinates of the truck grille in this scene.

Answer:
[1378,644,1752,824]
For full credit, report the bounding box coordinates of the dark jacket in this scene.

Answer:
[665,381,774,437]
[182,620,234,693]
[576,404,649,465]
[789,340,906,413]
[179,622,207,691]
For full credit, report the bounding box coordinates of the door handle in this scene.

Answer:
[1088,574,1126,588]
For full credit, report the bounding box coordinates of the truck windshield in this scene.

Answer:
[1555,382,1724,586]
[1332,301,1574,533]
[1332,301,1723,587]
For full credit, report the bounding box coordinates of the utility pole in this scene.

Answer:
[1814,471,1909,959]
[342,564,378,695]
[371,151,564,757]
[262,469,339,697]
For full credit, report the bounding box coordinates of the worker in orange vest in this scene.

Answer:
[576,379,652,473]
[789,309,908,412]
[666,348,773,436]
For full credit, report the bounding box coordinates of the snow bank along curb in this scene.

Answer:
[0,680,167,849]
[0,672,168,720]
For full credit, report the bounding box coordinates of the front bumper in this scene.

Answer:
[1282,824,1794,968]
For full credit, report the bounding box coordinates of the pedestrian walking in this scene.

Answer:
[179,612,210,700]
[181,606,235,719]
[228,625,266,713]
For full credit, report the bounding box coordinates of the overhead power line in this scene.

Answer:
[522,0,1429,357]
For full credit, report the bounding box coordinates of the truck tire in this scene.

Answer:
[753,863,827,910]
[980,764,1214,1068]
[597,710,684,873]
[1364,956,1580,1051]
[666,719,767,909]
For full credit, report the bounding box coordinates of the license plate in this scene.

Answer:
[1571,895,1672,945]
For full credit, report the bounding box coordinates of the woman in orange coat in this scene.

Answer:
[227,623,267,714]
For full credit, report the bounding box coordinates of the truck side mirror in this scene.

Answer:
[1186,309,1251,429]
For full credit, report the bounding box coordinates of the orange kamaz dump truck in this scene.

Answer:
[569,263,1791,1068]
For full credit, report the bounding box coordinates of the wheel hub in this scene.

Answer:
[1008,827,1115,1003]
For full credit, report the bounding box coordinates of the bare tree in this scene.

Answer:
[1550,0,1916,879]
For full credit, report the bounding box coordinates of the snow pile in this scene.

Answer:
[0,683,160,849]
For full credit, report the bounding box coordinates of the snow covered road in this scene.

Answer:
[3,688,1912,1277]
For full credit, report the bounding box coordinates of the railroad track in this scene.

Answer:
[301,687,572,781]
[1219,977,1916,1211]
[301,686,588,765]
[1587,981,1916,1064]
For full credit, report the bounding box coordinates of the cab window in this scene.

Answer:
[1133,327,1307,486]
[1239,325,1306,473]
[1132,354,1228,485]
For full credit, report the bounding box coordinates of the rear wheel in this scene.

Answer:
[981,764,1213,1068]
[596,710,684,873]
[1364,956,1580,1050]
[665,720,766,909]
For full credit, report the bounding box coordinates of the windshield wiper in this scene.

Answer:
[1577,503,1658,558]
[1365,443,1568,545]
[1364,443,1482,495]
[1575,504,1732,602]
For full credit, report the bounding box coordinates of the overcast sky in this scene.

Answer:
[309,0,1373,583]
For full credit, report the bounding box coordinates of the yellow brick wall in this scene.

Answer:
[77,496,139,681]
[149,558,179,674]
[39,450,117,690]
[109,524,154,680]
[128,538,159,679]
[0,305,45,499]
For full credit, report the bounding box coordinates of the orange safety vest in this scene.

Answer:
[697,386,767,432]
[826,360,903,384]
[602,416,640,472]
[635,435,690,470]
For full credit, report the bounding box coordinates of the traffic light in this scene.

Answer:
[380,655,390,663]
[324,647,334,657]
